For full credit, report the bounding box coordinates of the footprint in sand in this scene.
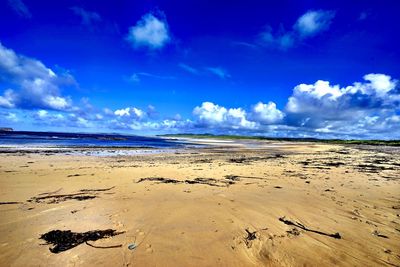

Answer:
[145,244,153,253]
[136,229,145,236]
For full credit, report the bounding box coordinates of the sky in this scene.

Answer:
[0,0,399,139]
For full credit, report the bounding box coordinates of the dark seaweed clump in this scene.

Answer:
[40,229,123,253]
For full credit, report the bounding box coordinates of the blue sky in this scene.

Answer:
[0,0,399,139]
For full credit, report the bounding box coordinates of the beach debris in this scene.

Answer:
[85,242,122,249]
[38,188,63,196]
[138,175,270,187]
[185,177,227,187]
[0,201,23,205]
[286,228,301,237]
[384,248,392,254]
[137,177,235,187]
[229,157,247,164]
[244,229,257,248]
[40,229,124,253]
[372,230,389,239]
[279,217,341,239]
[67,174,82,177]
[192,159,213,163]
[28,193,96,204]
[228,154,284,164]
[137,177,180,184]
[224,175,240,182]
[128,243,137,250]
[28,187,116,204]
[80,186,116,192]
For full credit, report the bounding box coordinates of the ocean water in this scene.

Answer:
[0,131,188,149]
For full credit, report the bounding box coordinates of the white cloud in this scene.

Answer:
[193,102,256,129]
[103,108,114,115]
[287,74,398,116]
[128,73,140,83]
[70,6,101,27]
[5,112,18,122]
[8,0,31,19]
[206,67,230,79]
[250,102,285,124]
[37,110,48,118]
[0,89,16,108]
[259,10,335,50]
[129,72,175,82]
[127,13,170,49]
[114,107,130,117]
[285,73,399,138]
[259,26,294,50]
[114,107,145,119]
[294,10,335,38]
[179,63,199,75]
[0,42,74,110]
[363,73,396,96]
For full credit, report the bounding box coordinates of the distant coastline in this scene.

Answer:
[160,133,400,146]
[0,128,13,132]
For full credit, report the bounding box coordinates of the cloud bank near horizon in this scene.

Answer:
[0,40,399,139]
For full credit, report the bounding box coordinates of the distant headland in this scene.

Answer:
[0,128,13,132]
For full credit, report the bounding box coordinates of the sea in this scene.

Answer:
[0,131,190,149]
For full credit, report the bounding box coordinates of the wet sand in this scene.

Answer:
[0,141,399,266]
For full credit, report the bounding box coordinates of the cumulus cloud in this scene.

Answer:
[286,74,398,116]
[0,42,74,110]
[293,10,335,38]
[114,107,146,120]
[259,9,335,50]
[70,6,101,27]
[250,102,285,124]
[193,102,256,129]
[127,13,170,49]
[285,73,399,138]
[8,0,31,18]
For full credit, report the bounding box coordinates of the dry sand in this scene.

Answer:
[0,141,399,266]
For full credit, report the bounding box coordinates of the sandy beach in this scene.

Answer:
[0,140,399,266]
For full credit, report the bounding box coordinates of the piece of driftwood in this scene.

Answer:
[80,186,116,192]
[0,201,22,205]
[279,217,341,239]
[85,241,122,249]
